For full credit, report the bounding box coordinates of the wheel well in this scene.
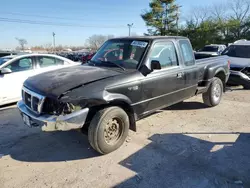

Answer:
[109,101,137,132]
[85,101,137,132]
[215,71,226,92]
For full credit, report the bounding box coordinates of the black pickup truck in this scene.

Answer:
[18,36,230,154]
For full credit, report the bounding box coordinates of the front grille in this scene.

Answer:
[22,87,45,114]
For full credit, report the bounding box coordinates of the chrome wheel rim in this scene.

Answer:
[104,118,123,145]
[213,83,221,102]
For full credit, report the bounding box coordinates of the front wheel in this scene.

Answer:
[243,84,250,90]
[88,107,129,154]
[202,77,223,107]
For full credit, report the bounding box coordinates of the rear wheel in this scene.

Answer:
[88,107,129,154]
[202,77,223,107]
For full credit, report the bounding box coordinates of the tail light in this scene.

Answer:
[228,60,230,69]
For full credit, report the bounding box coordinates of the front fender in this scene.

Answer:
[59,88,133,108]
[103,91,132,105]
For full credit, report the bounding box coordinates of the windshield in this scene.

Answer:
[222,45,250,58]
[0,57,12,66]
[90,40,148,70]
[200,46,219,52]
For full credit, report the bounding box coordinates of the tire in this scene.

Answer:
[243,85,250,90]
[202,77,223,107]
[88,107,129,154]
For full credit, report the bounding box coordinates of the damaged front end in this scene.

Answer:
[17,87,89,132]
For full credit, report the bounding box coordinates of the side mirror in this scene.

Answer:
[151,60,161,70]
[0,68,12,74]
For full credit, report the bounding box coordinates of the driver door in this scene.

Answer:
[0,57,35,105]
[140,41,185,114]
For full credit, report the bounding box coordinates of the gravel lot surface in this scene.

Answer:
[0,88,250,188]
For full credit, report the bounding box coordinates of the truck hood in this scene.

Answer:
[229,57,250,68]
[24,65,121,98]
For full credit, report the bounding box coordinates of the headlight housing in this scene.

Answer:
[42,98,82,115]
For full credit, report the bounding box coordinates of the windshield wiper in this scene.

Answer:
[87,60,97,66]
[100,60,126,71]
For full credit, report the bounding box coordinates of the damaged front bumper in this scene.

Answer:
[17,100,89,132]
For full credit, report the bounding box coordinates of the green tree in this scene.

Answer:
[141,0,179,36]
[179,0,250,49]
[180,19,221,50]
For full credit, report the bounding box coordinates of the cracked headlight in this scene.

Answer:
[62,103,81,114]
[43,98,82,115]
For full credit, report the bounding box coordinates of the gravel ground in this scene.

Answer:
[0,88,250,188]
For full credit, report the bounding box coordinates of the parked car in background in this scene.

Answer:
[0,53,80,106]
[82,49,135,64]
[55,52,88,62]
[82,52,96,63]
[222,40,250,89]
[0,51,17,58]
[18,36,229,154]
[195,44,227,59]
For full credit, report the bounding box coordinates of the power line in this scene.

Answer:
[0,17,145,28]
[1,12,139,22]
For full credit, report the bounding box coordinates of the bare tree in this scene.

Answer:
[15,38,28,50]
[228,0,250,38]
[43,43,52,52]
[191,6,211,26]
[229,0,250,21]
[85,35,114,50]
[210,3,228,21]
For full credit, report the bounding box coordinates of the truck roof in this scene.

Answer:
[233,40,250,46]
[110,36,188,41]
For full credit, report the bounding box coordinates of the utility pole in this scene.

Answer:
[127,23,133,36]
[176,5,182,36]
[52,32,56,51]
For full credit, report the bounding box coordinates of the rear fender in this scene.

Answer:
[203,64,226,81]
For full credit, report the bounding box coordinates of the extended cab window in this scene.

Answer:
[179,40,195,66]
[149,42,178,68]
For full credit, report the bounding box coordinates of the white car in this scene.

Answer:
[0,53,80,106]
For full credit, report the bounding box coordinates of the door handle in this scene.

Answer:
[177,72,184,78]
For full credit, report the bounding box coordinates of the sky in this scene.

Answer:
[1,0,221,49]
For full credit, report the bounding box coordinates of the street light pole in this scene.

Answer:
[176,6,182,36]
[52,32,56,51]
[127,23,133,36]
